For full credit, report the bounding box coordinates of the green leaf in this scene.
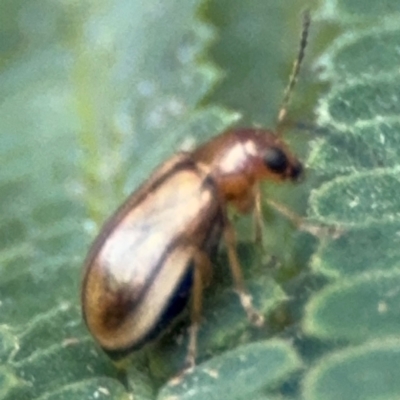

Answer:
[157,340,301,400]
[303,339,400,400]
[303,270,400,342]
[338,0,400,17]
[309,169,400,226]
[310,222,400,277]
[36,378,129,400]
[302,1,400,400]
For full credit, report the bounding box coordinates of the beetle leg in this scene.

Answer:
[253,183,265,245]
[223,221,264,327]
[266,199,342,238]
[184,249,212,371]
[267,199,303,227]
[229,185,265,244]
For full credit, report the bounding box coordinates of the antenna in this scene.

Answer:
[276,10,311,134]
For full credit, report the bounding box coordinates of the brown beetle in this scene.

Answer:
[82,12,310,369]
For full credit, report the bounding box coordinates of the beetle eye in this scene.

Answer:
[263,147,288,173]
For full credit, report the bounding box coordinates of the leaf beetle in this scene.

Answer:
[82,12,310,370]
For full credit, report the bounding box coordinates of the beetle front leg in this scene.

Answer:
[230,185,265,245]
[253,183,265,245]
[223,221,264,327]
[266,199,342,238]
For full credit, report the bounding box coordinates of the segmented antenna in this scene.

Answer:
[276,10,311,134]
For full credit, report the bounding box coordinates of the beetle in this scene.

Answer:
[82,12,310,370]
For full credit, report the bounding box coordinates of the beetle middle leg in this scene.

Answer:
[223,219,264,327]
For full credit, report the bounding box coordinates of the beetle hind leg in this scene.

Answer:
[184,249,212,371]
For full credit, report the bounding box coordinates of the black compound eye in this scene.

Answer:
[263,147,288,173]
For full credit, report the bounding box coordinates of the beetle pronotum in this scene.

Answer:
[82,11,311,370]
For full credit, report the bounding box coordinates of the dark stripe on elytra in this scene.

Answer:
[98,163,222,332]
[105,265,194,360]
[105,206,224,360]
[123,169,225,315]
[116,193,222,323]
